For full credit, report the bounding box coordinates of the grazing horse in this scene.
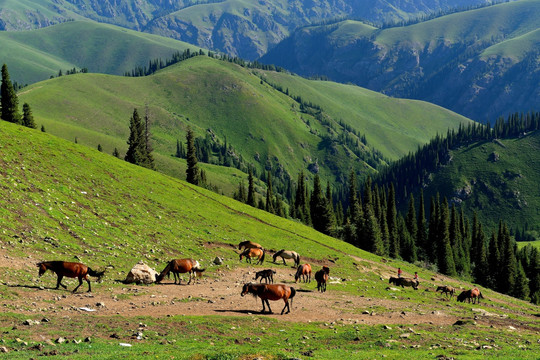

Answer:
[239,248,265,265]
[315,266,330,292]
[389,277,419,290]
[436,285,455,299]
[156,259,205,285]
[254,269,276,284]
[295,264,312,283]
[238,240,263,251]
[37,261,105,293]
[272,249,300,267]
[241,283,296,314]
[457,288,484,304]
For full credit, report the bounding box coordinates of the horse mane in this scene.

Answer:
[273,249,284,259]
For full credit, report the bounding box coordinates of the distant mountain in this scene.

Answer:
[0,0,493,59]
[261,0,540,122]
[17,55,470,194]
[0,21,201,85]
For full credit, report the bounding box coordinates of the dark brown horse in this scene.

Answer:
[156,259,205,285]
[241,283,296,314]
[238,240,263,251]
[239,248,265,265]
[37,261,105,293]
[436,285,455,299]
[315,266,330,292]
[254,269,276,283]
[389,277,419,290]
[457,288,484,304]
[295,264,312,283]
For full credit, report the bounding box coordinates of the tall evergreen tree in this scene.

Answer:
[405,194,418,244]
[125,108,146,166]
[143,106,155,169]
[175,139,185,158]
[1,64,21,124]
[472,223,488,284]
[437,198,456,276]
[247,168,256,207]
[265,171,274,214]
[359,178,383,255]
[499,223,517,294]
[387,183,399,258]
[512,263,530,300]
[21,103,36,129]
[417,190,427,260]
[427,196,439,264]
[487,231,501,290]
[185,126,199,185]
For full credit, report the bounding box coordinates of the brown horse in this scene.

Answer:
[295,264,312,283]
[239,248,265,265]
[156,259,205,285]
[436,285,455,299]
[315,266,330,292]
[37,261,105,293]
[238,240,264,251]
[389,276,419,290]
[254,269,276,283]
[457,288,484,304]
[241,283,296,314]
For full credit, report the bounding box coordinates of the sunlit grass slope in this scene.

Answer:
[0,20,202,84]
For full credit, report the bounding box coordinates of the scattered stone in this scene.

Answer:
[29,343,44,351]
[508,326,516,331]
[0,346,8,353]
[84,337,91,343]
[453,320,476,326]
[362,310,370,315]
[301,350,314,357]
[23,319,40,326]
[41,318,50,323]
[55,337,66,344]
[383,325,392,330]
[213,257,223,265]
[400,333,411,338]
[96,302,106,308]
[124,261,158,284]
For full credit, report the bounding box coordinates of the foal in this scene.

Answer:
[254,269,276,284]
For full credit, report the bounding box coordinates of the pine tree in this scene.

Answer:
[97,144,103,152]
[359,178,383,255]
[405,194,418,243]
[185,126,199,185]
[387,183,398,258]
[417,190,427,260]
[125,108,146,166]
[473,223,488,284]
[265,171,274,214]
[175,139,185,158]
[41,125,45,132]
[21,103,36,128]
[499,223,517,294]
[247,168,256,207]
[143,106,155,169]
[427,196,439,264]
[113,148,120,158]
[512,263,530,300]
[1,64,21,124]
[487,231,500,290]
[437,198,456,276]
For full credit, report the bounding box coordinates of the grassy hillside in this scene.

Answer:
[0,120,539,359]
[422,130,540,232]
[261,0,540,122]
[0,20,202,85]
[18,55,470,194]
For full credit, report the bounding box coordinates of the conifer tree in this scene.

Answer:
[185,126,199,185]
[265,171,274,214]
[405,194,418,242]
[247,168,256,207]
[359,178,383,255]
[125,108,146,166]
[97,144,103,152]
[499,223,517,294]
[175,139,185,158]
[387,183,398,258]
[417,190,427,260]
[487,232,500,290]
[427,196,439,264]
[512,263,530,300]
[437,198,456,276]
[113,148,120,158]
[1,64,21,124]
[473,223,488,284]
[21,103,36,128]
[143,106,155,169]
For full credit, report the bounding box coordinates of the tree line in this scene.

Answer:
[1,64,37,129]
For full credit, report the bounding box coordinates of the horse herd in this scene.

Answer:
[35,240,485,315]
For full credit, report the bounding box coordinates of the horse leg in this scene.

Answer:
[86,275,92,292]
[56,275,67,290]
[265,299,273,314]
[260,298,267,313]
[72,277,83,293]
[282,258,286,266]
[281,299,290,315]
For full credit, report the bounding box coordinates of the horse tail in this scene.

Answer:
[260,250,266,264]
[289,287,296,308]
[296,254,300,266]
[87,268,105,281]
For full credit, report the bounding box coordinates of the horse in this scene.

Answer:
[156,259,205,285]
[295,264,312,283]
[272,249,300,267]
[457,288,484,304]
[389,277,419,290]
[238,240,264,251]
[315,266,330,292]
[37,261,105,293]
[254,269,276,284]
[241,283,296,315]
[239,248,265,265]
[436,285,455,299]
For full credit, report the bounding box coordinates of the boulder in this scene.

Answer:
[124,261,158,284]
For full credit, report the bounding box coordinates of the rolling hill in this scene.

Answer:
[260,0,540,122]
[0,117,539,359]
[1,0,494,60]
[0,20,202,85]
[17,55,471,194]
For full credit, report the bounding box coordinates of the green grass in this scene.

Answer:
[0,20,202,85]
[18,55,470,195]
[0,121,538,359]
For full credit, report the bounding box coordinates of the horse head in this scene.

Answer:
[241,283,256,297]
[37,262,47,276]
